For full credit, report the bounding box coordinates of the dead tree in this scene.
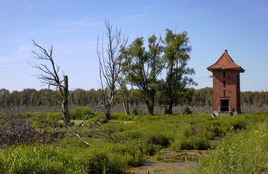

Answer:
[32,41,70,125]
[97,21,127,123]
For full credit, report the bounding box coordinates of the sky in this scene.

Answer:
[0,0,267,92]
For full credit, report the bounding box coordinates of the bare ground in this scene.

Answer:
[131,149,209,174]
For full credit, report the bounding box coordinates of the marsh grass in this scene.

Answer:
[198,122,268,173]
[0,111,267,173]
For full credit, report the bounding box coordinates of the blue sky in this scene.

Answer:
[0,0,267,92]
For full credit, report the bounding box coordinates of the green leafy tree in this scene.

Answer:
[161,29,196,114]
[123,35,163,115]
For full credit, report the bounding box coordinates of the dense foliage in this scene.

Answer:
[120,29,195,115]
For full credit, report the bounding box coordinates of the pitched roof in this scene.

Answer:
[207,50,245,72]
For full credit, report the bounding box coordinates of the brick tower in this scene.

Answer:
[207,50,245,115]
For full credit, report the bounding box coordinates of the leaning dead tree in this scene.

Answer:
[32,40,70,125]
[97,21,127,123]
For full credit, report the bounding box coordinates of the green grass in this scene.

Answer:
[0,111,267,173]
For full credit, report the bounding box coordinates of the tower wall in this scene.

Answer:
[213,70,240,114]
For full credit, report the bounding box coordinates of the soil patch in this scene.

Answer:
[131,149,209,174]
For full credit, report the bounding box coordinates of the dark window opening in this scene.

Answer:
[221,100,229,112]
[223,71,225,77]
[223,90,226,96]
[223,80,226,87]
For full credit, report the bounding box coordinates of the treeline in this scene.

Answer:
[1,87,267,109]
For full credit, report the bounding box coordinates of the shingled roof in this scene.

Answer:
[207,50,245,72]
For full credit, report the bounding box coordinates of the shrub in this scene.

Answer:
[192,136,210,150]
[172,133,210,151]
[110,113,134,121]
[69,106,92,120]
[183,127,194,138]
[82,152,112,174]
[139,143,161,156]
[107,142,146,167]
[77,147,131,173]
[122,150,145,167]
[145,132,172,148]
[32,112,61,128]
[83,114,104,125]
[181,136,210,150]
[122,130,144,140]
[231,120,247,130]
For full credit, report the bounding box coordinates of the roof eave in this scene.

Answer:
[207,67,245,73]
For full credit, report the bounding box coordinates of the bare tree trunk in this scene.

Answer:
[103,113,110,123]
[148,106,154,115]
[167,64,174,115]
[32,41,71,125]
[97,21,127,123]
[145,100,154,115]
[103,105,111,123]
[122,94,130,114]
[167,80,173,114]
[168,100,173,115]
[62,76,70,124]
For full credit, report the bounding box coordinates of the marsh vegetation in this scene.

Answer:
[0,109,267,173]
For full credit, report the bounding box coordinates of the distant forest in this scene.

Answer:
[0,87,267,108]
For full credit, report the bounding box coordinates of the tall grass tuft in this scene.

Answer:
[0,144,130,174]
[0,145,71,174]
[199,123,268,173]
